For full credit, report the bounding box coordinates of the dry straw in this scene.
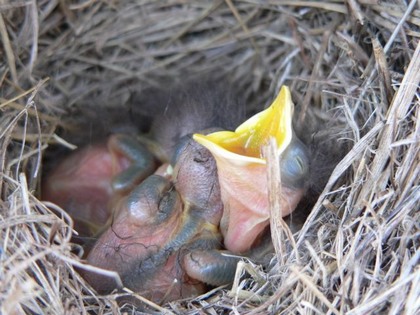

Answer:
[1,1,419,314]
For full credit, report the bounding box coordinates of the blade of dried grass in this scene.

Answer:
[27,0,39,74]
[265,138,300,265]
[298,29,333,125]
[371,0,420,32]
[120,288,177,315]
[1,1,418,313]
[404,268,420,315]
[228,265,268,305]
[52,251,124,289]
[290,266,340,315]
[395,121,420,203]
[357,0,418,112]
[356,41,420,212]
[6,143,48,170]
[1,99,59,124]
[384,0,419,53]
[246,273,301,315]
[296,120,384,247]
[0,79,49,109]
[371,37,392,105]
[244,0,348,13]
[0,13,17,84]
[225,0,259,53]
[347,0,364,24]
[347,253,420,314]
[164,0,223,47]
[304,240,329,288]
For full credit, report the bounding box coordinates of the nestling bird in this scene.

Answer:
[42,134,157,236]
[44,133,244,302]
[193,86,309,253]
[43,80,345,303]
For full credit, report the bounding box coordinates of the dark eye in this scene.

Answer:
[295,156,306,174]
[279,139,309,188]
[156,188,180,222]
[171,135,192,165]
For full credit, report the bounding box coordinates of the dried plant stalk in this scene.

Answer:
[0,1,418,314]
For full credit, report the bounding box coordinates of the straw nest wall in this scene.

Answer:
[1,1,419,314]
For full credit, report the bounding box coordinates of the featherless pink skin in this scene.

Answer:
[84,175,211,302]
[42,142,120,235]
[42,134,157,235]
[43,85,309,302]
[217,164,305,253]
[83,136,243,302]
[44,134,240,303]
[194,86,309,253]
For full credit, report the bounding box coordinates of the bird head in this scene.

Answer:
[193,86,309,253]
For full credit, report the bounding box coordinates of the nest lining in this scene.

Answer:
[0,1,419,314]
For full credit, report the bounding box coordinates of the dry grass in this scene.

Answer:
[1,0,419,314]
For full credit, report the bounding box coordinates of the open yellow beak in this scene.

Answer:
[193,86,293,165]
[193,86,302,253]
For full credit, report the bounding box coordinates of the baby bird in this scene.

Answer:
[43,80,342,303]
[193,86,308,253]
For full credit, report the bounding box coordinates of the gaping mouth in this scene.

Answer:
[193,85,293,165]
[192,86,306,253]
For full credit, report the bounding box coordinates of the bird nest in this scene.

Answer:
[1,1,419,314]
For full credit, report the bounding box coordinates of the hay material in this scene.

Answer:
[1,1,419,314]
